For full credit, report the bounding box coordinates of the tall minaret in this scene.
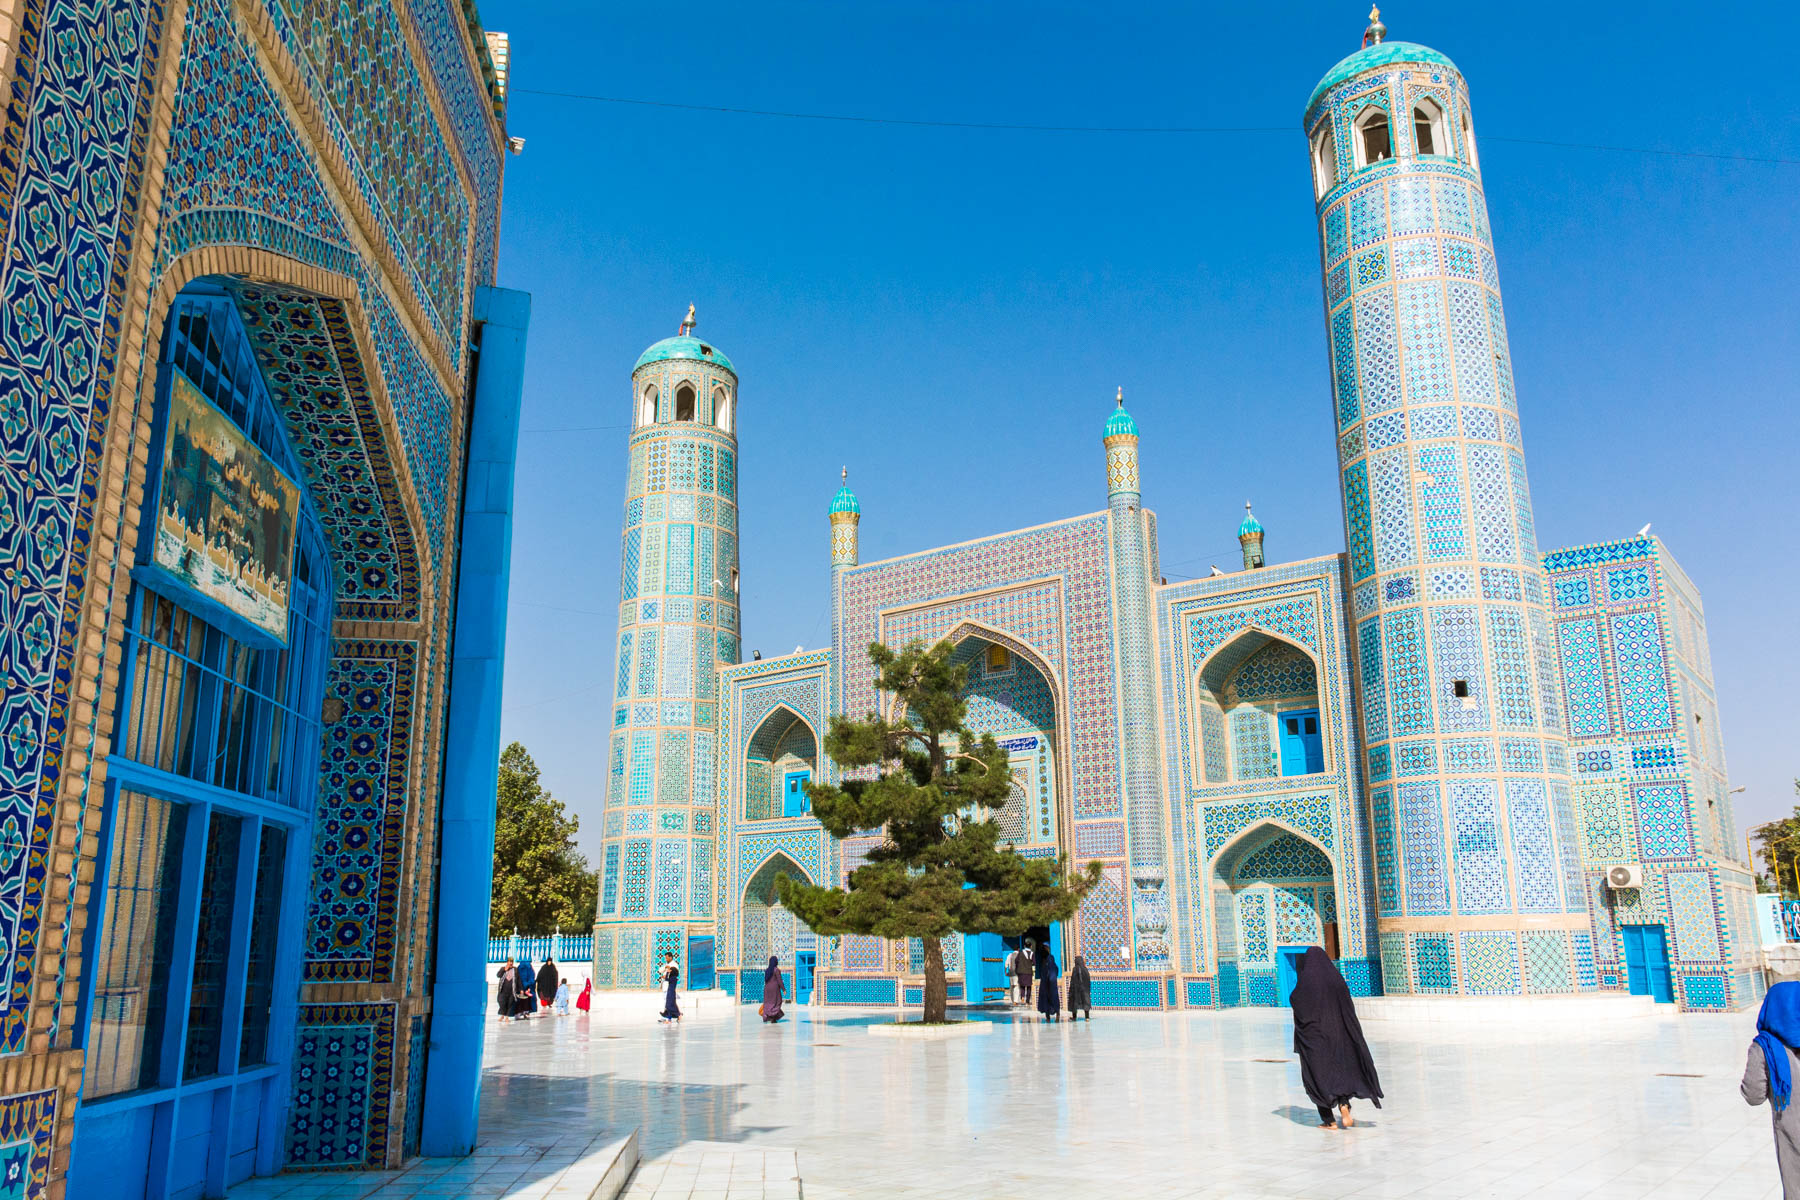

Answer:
[1306,15,1592,994]
[1102,389,1172,972]
[593,307,740,989]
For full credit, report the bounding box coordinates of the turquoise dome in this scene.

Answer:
[634,334,735,374]
[1238,507,1264,538]
[1306,40,1459,118]
[828,485,860,516]
[1104,406,1139,439]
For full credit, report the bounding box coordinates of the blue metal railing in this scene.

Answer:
[486,933,593,963]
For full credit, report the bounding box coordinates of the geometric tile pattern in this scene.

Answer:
[1634,785,1693,860]
[1459,931,1520,994]
[0,0,165,1057]
[1523,931,1573,993]
[1666,870,1721,963]
[0,1090,55,1200]
[254,0,471,350]
[286,1003,397,1168]
[1235,833,1333,881]
[228,286,422,621]
[304,641,417,982]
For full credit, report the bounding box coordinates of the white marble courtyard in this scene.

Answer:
[236,1000,1779,1200]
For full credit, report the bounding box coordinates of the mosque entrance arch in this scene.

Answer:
[1210,822,1339,1008]
[936,629,1072,993]
[743,705,818,821]
[1194,627,1327,784]
[740,852,817,1003]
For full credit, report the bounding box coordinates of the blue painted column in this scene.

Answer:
[420,285,530,1155]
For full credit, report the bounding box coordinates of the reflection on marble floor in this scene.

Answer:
[236,1003,1779,1199]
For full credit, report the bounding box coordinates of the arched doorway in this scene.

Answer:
[1211,823,1339,1007]
[741,853,817,1003]
[1195,629,1326,784]
[943,633,1067,1001]
[744,706,818,821]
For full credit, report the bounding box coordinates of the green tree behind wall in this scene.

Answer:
[490,741,597,935]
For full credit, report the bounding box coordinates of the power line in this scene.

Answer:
[511,87,1800,166]
[511,89,1284,134]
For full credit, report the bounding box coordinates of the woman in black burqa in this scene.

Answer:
[1034,942,1061,1022]
[1289,946,1382,1129]
[536,957,559,1010]
[1065,955,1092,1020]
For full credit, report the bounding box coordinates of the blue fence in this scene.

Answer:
[486,933,593,964]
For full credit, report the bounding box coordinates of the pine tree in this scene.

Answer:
[776,640,1101,1023]
[490,741,598,935]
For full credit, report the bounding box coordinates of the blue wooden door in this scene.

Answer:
[795,950,815,1004]
[783,770,810,817]
[1279,710,1323,776]
[964,932,1010,1005]
[687,936,715,990]
[1276,946,1309,1006]
[1623,925,1674,1003]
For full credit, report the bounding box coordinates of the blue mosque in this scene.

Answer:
[592,15,1757,1016]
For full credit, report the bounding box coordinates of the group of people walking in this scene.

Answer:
[1006,941,1092,1022]
[496,956,591,1020]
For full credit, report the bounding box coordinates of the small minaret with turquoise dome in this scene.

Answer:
[593,306,741,989]
[828,468,860,568]
[1101,388,1173,972]
[1238,502,1265,570]
[1306,12,1591,996]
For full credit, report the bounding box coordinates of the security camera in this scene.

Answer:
[507,136,526,155]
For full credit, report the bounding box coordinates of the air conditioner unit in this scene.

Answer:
[1607,864,1644,890]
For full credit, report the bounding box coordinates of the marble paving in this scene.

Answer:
[237,1001,1780,1198]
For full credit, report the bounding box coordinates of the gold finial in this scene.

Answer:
[1116,386,1125,407]
[1363,5,1386,46]
[679,303,697,335]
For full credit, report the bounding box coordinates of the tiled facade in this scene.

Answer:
[1544,537,1758,1010]
[0,0,516,1193]
[603,31,1749,1017]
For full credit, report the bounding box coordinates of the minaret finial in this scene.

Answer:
[1362,5,1386,46]
[679,303,697,335]
[1116,386,1124,407]
[841,465,847,485]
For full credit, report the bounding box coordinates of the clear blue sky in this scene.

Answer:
[484,1,1800,863]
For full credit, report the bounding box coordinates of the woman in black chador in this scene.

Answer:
[1034,942,1061,1022]
[1289,946,1382,1128]
[759,956,786,1023]
[1065,955,1092,1021]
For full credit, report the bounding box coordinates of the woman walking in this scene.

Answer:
[1741,979,1800,1197]
[1066,955,1093,1021]
[657,952,682,1023]
[1034,941,1061,1022]
[495,960,517,1021]
[536,957,559,1011]
[576,978,592,1013]
[517,958,537,1015]
[760,955,787,1024]
[1289,946,1382,1129]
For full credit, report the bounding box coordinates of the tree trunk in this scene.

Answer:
[922,936,948,1024]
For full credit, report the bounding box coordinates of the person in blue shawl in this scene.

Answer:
[1742,980,1800,1196]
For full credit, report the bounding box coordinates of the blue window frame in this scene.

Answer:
[1279,709,1324,776]
[783,770,810,817]
[70,283,333,1199]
